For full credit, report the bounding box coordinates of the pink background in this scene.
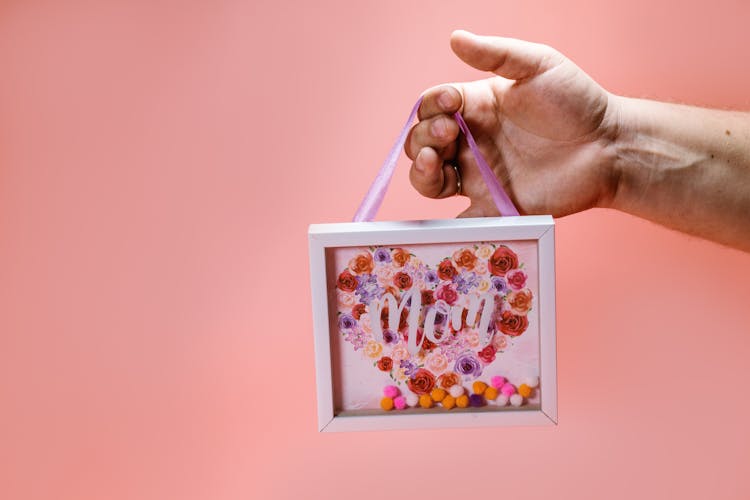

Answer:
[1,1,749,499]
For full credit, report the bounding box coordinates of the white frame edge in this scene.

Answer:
[308,215,557,432]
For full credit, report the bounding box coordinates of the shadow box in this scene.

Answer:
[308,215,557,432]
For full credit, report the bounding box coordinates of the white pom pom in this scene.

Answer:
[524,376,539,388]
[449,385,465,398]
[510,394,523,407]
[495,395,509,407]
[405,393,419,407]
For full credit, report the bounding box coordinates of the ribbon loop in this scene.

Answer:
[353,96,519,222]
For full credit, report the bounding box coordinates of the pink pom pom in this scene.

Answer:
[500,383,516,397]
[490,376,506,389]
[393,396,407,410]
[383,385,400,398]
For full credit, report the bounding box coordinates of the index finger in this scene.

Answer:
[418,85,463,120]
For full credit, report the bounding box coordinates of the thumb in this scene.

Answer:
[450,30,563,80]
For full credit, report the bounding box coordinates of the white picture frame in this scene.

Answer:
[308,215,557,432]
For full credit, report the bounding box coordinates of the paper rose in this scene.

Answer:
[505,269,527,290]
[497,310,529,337]
[391,248,410,267]
[373,248,391,263]
[488,245,518,276]
[337,270,358,292]
[407,368,436,395]
[454,353,483,379]
[349,252,374,275]
[452,248,477,270]
[377,356,393,371]
[338,313,357,331]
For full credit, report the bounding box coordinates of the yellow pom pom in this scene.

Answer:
[456,394,470,408]
[419,394,432,409]
[472,381,488,395]
[430,388,446,402]
[484,386,498,401]
[442,395,456,409]
[518,384,533,398]
[380,397,394,411]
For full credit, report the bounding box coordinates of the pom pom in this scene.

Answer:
[449,385,465,398]
[518,384,532,398]
[393,396,406,410]
[484,386,498,401]
[490,376,506,389]
[472,381,488,395]
[430,388,447,402]
[495,395,509,406]
[380,397,394,411]
[524,376,539,388]
[469,394,485,407]
[405,393,419,407]
[442,395,456,409]
[456,395,470,408]
[510,394,523,407]
[419,394,432,409]
[383,385,400,398]
[500,383,516,397]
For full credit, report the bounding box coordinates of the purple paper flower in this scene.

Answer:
[399,359,417,376]
[338,314,357,331]
[455,271,479,294]
[454,352,483,378]
[382,329,399,345]
[424,270,439,286]
[355,273,383,303]
[491,276,508,294]
[373,248,391,263]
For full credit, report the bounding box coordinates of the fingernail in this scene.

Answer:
[415,157,425,173]
[438,91,454,110]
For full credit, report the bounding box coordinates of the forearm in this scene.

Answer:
[608,96,750,251]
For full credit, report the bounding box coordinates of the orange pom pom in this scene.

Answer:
[484,386,499,401]
[419,394,432,409]
[430,388,446,402]
[380,397,394,411]
[518,384,533,398]
[456,395,470,408]
[442,395,456,409]
[472,381,488,394]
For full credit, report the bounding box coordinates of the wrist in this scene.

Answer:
[594,92,631,211]
[601,94,665,215]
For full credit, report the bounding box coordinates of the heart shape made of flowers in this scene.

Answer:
[334,242,534,396]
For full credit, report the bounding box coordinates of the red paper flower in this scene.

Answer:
[393,271,413,290]
[488,245,519,277]
[497,310,528,337]
[377,356,393,371]
[407,368,436,395]
[436,284,458,305]
[336,270,358,292]
[437,259,458,281]
[478,344,497,363]
[351,303,367,320]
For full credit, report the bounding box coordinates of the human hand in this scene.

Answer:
[406,30,622,217]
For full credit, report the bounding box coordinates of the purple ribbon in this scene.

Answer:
[353,95,520,222]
